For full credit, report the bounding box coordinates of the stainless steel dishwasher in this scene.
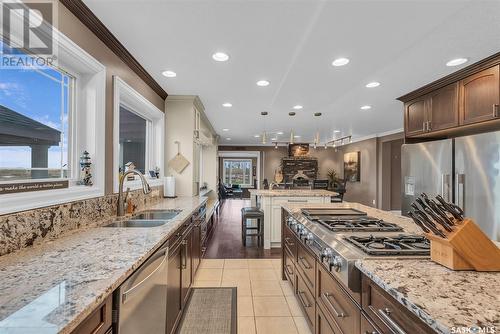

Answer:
[113,241,169,334]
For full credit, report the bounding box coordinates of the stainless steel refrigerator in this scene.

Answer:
[402,131,500,242]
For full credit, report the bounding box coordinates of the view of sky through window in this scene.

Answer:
[0,41,71,181]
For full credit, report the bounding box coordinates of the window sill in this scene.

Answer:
[0,185,104,215]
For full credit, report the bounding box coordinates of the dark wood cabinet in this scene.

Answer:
[316,303,341,334]
[72,295,112,334]
[296,270,316,328]
[296,242,316,294]
[166,240,182,334]
[284,247,296,290]
[192,223,201,275]
[316,265,360,334]
[361,312,381,334]
[405,97,427,136]
[181,227,193,307]
[459,65,500,125]
[428,82,459,131]
[400,54,500,139]
[361,275,434,334]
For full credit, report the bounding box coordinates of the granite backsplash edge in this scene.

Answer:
[0,186,163,256]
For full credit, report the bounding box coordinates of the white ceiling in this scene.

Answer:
[83,0,500,145]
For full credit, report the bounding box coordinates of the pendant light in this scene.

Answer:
[290,129,294,144]
[261,111,268,144]
[274,142,278,149]
[313,112,322,148]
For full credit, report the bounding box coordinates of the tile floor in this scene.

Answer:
[194,258,312,334]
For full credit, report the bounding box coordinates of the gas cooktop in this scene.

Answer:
[302,208,404,232]
[344,234,430,256]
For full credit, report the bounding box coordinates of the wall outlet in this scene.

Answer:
[372,199,376,206]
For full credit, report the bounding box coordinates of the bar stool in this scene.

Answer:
[241,207,264,246]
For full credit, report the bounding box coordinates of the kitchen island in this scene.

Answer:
[249,189,336,249]
[281,202,500,334]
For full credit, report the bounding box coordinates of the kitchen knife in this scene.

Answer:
[408,211,430,233]
[423,207,453,232]
[411,206,446,237]
[428,199,455,226]
[435,195,463,221]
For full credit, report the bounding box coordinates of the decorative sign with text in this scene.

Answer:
[0,181,69,195]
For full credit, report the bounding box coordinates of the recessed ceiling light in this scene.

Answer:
[212,52,229,62]
[162,70,176,77]
[446,58,468,67]
[226,138,231,141]
[254,134,260,138]
[256,80,270,87]
[360,105,372,110]
[334,130,341,133]
[293,105,303,110]
[277,131,284,135]
[222,102,232,107]
[294,135,301,138]
[332,58,350,67]
[271,137,277,141]
[366,81,380,88]
[222,128,229,132]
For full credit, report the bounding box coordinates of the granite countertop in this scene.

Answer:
[282,202,500,334]
[356,259,500,334]
[248,189,338,197]
[0,196,207,334]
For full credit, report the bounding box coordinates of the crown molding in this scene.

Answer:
[60,0,168,100]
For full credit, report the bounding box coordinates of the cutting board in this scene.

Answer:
[168,153,190,174]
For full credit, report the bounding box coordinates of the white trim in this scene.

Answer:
[0,29,106,215]
[218,150,261,189]
[221,158,253,187]
[113,76,164,193]
[349,128,404,144]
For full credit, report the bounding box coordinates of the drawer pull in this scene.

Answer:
[288,199,308,203]
[322,292,346,318]
[297,290,312,308]
[493,104,500,118]
[284,237,295,247]
[298,256,312,269]
[364,332,378,334]
[285,264,294,276]
[377,308,407,334]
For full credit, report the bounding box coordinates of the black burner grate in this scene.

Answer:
[345,235,430,256]
[315,216,404,232]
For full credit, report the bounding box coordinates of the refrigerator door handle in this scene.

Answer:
[441,174,451,202]
[455,173,465,211]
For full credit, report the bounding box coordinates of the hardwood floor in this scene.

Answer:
[205,199,281,259]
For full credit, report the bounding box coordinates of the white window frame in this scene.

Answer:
[222,158,253,187]
[113,76,164,193]
[0,28,106,215]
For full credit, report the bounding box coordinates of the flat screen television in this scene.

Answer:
[288,143,309,157]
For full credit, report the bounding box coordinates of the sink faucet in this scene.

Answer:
[117,170,152,217]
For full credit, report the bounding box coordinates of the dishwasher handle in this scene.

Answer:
[122,246,168,304]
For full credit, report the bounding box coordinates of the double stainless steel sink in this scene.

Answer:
[104,209,182,228]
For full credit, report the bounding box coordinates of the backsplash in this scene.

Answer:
[0,187,163,256]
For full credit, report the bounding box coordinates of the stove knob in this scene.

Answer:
[305,232,314,242]
[320,248,332,262]
[332,256,342,272]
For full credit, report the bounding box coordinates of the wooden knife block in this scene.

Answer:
[425,219,500,271]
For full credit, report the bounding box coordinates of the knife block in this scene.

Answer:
[425,219,500,271]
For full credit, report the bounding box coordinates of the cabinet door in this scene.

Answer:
[166,242,182,334]
[316,304,341,334]
[181,230,193,307]
[459,65,500,125]
[271,205,282,243]
[405,97,427,136]
[192,224,201,276]
[427,82,459,132]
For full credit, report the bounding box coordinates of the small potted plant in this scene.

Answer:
[327,169,339,190]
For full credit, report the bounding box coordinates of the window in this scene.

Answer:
[0,25,106,215]
[113,76,164,192]
[223,159,252,186]
[119,106,147,174]
[0,62,73,182]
